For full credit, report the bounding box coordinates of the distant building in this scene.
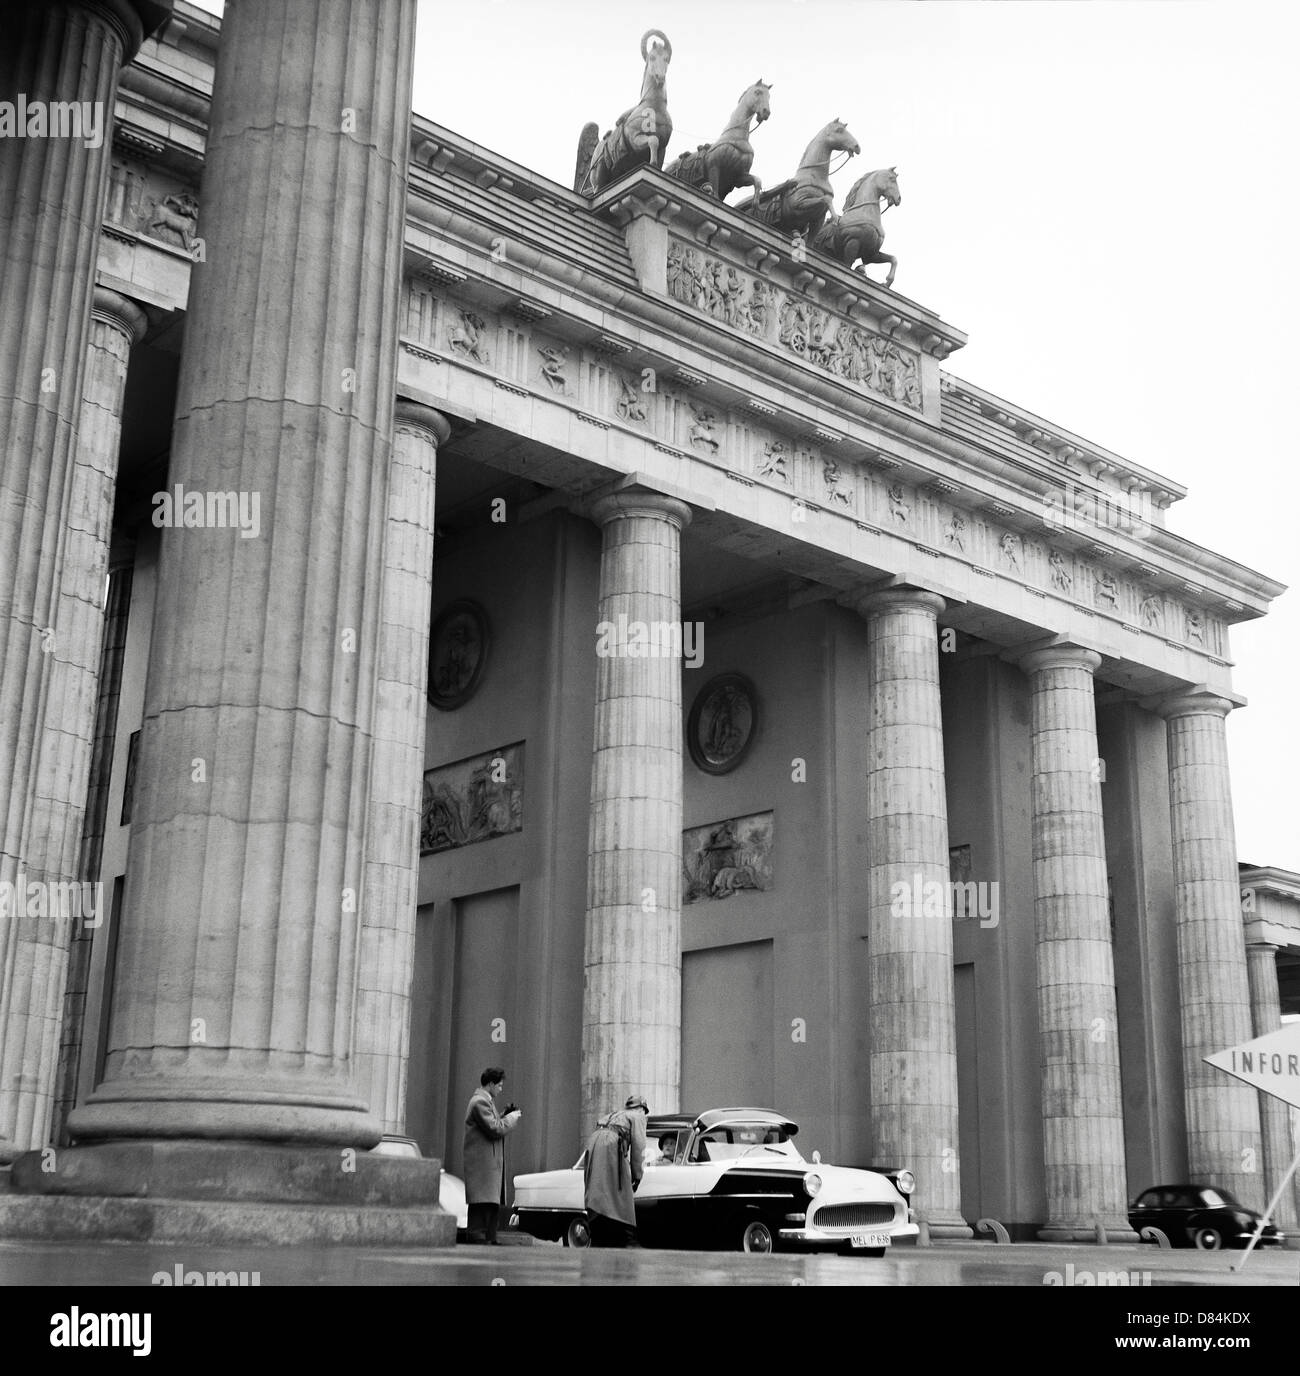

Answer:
[0,0,1293,1242]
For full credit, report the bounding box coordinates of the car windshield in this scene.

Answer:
[690,1124,803,1162]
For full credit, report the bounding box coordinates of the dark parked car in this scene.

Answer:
[1128,1184,1285,1250]
[510,1107,917,1254]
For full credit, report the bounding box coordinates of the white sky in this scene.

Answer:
[194,0,1297,866]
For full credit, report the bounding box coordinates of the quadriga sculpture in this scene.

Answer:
[576,30,673,194]
[664,79,771,203]
[743,118,860,238]
[814,166,901,287]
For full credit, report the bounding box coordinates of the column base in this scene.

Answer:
[0,1195,456,1249]
[4,1140,456,1247]
[1037,1221,1140,1244]
[923,1213,974,1241]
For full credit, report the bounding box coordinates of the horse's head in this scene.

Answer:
[823,118,861,158]
[640,29,672,86]
[845,166,901,211]
[744,79,772,124]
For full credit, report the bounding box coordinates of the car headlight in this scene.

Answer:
[803,1171,823,1197]
[894,1170,916,1196]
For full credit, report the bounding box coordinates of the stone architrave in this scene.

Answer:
[67,0,420,1147]
[1241,947,1299,1229]
[581,489,691,1132]
[0,1,161,1161]
[849,585,970,1238]
[355,400,449,1134]
[1157,692,1263,1203]
[1019,644,1135,1241]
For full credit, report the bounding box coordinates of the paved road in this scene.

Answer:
[3,1236,1296,1286]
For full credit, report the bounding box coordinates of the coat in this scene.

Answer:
[583,1109,646,1227]
[463,1087,520,1205]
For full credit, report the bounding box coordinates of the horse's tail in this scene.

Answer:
[574,122,600,193]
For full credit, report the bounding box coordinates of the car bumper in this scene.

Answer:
[779,1218,918,1247]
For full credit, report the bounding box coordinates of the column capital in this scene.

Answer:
[85,0,173,64]
[1017,643,1102,677]
[393,398,451,447]
[1155,690,1237,722]
[91,286,148,345]
[843,584,945,622]
[588,488,692,531]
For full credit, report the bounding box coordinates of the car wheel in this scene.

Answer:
[741,1219,774,1254]
[563,1215,592,1249]
[1193,1226,1223,1251]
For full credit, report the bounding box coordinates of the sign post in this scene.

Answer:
[1202,1022,1300,1272]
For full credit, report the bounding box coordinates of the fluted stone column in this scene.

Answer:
[355,401,449,1133]
[1158,692,1262,1203]
[1244,942,1298,1230]
[1020,645,1135,1241]
[0,0,161,1160]
[581,490,691,1132]
[852,586,969,1237]
[0,291,147,1158]
[68,0,419,1146]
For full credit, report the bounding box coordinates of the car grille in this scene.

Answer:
[813,1203,895,1230]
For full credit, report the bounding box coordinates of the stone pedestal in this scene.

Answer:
[355,401,449,1133]
[0,0,160,1160]
[1020,645,1135,1241]
[1244,942,1299,1230]
[1158,692,1262,1204]
[851,586,970,1238]
[581,490,691,1132]
[66,0,420,1148]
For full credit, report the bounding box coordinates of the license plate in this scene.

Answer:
[850,1233,890,1249]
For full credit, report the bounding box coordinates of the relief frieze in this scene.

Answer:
[667,240,921,410]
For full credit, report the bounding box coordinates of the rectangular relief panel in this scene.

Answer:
[682,810,773,904]
[420,742,524,855]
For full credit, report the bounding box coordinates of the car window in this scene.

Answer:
[690,1127,802,1162]
[1134,1190,1158,1209]
[1198,1189,1231,1209]
[647,1131,685,1166]
[1170,1189,1197,1208]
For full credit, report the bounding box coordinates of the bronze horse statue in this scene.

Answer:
[665,80,772,203]
[744,118,860,238]
[814,166,902,287]
[577,30,673,194]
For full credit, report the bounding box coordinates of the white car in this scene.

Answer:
[370,1135,468,1230]
[510,1107,918,1254]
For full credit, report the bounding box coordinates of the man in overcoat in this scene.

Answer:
[583,1094,649,1246]
[462,1067,521,1244]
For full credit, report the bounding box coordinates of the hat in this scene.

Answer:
[625,1094,650,1114]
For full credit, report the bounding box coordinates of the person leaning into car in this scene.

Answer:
[583,1094,649,1247]
[462,1066,521,1244]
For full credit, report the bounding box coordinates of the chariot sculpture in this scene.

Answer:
[576,30,673,195]
[664,79,771,203]
[743,118,860,238]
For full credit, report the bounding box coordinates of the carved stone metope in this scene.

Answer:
[667,241,921,410]
[106,154,201,254]
[399,275,1225,657]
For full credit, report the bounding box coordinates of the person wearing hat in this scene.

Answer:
[582,1094,650,1247]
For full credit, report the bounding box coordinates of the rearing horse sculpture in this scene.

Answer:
[746,118,861,238]
[664,80,772,203]
[578,30,673,195]
[814,166,902,287]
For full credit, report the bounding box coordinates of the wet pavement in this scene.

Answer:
[3,1235,1297,1286]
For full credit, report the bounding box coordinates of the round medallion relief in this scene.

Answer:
[427,600,489,710]
[687,673,758,774]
